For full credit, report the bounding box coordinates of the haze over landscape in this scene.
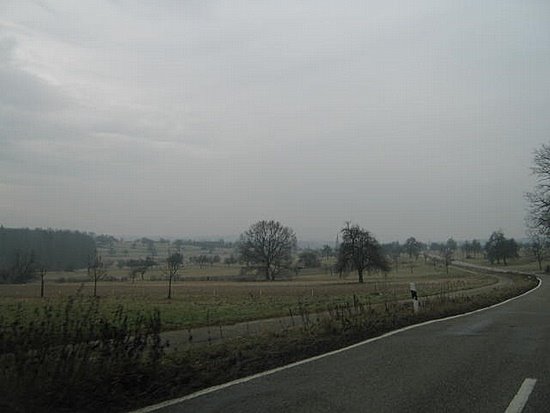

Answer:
[1,0,549,242]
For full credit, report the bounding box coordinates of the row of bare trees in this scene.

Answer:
[238,220,389,284]
[87,250,183,299]
[15,140,550,300]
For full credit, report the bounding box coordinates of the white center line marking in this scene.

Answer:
[505,378,537,413]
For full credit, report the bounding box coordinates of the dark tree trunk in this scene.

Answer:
[40,273,45,298]
[168,275,172,299]
[358,269,364,283]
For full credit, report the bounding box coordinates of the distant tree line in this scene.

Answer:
[173,239,231,250]
[0,216,540,291]
[0,227,96,283]
[125,257,157,282]
[186,254,220,268]
[234,220,528,282]
[94,234,118,249]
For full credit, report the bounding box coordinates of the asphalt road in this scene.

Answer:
[138,275,549,413]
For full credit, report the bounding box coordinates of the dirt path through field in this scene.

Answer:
[160,262,522,351]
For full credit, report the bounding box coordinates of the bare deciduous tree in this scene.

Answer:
[238,220,297,280]
[164,251,183,299]
[88,250,107,297]
[404,237,421,261]
[10,250,36,283]
[526,144,550,235]
[527,231,547,271]
[442,247,453,274]
[336,223,390,283]
[39,266,47,298]
[525,144,550,271]
[485,230,519,266]
[127,257,156,282]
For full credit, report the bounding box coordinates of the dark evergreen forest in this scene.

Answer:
[0,227,96,282]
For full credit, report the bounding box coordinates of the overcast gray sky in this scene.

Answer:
[1,0,549,243]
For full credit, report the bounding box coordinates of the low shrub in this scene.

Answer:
[0,295,165,412]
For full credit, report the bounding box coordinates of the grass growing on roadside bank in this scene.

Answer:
[0,273,537,412]
[0,269,496,332]
[127,273,538,412]
[0,295,165,413]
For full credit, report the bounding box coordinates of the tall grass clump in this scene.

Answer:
[0,294,165,412]
[302,274,539,341]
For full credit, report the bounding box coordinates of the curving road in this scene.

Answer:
[136,274,549,413]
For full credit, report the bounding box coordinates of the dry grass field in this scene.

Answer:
[0,252,537,413]
[0,261,497,331]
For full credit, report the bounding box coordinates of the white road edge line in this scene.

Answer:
[130,276,542,413]
[505,378,537,413]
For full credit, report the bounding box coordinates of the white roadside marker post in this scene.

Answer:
[410,282,419,313]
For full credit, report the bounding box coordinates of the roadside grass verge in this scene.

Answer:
[455,256,545,273]
[0,295,165,413]
[0,269,496,332]
[0,272,533,412]
[126,273,537,412]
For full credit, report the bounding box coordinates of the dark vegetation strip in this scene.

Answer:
[0,227,96,281]
[0,274,538,413]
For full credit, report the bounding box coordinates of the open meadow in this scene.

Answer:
[0,236,542,412]
[0,259,498,331]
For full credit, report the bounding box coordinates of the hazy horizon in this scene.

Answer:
[0,225,516,247]
[2,1,549,243]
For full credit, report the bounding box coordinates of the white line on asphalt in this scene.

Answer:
[130,277,542,413]
[505,378,537,413]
